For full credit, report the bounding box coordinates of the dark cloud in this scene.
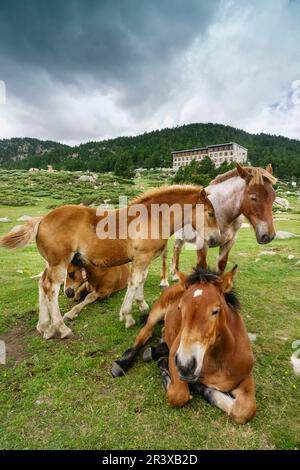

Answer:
[0,0,220,94]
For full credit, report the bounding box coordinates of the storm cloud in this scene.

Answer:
[0,0,300,143]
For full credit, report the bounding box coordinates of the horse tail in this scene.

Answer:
[0,217,42,250]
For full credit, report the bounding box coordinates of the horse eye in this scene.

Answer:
[69,272,75,280]
[250,196,257,202]
[209,211,214,217]
[212,307,220,315]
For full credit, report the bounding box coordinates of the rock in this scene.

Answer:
[241,223,250,228]
[16,269,23,274]
[17,215,32,222]
[255,258,260,262]
[291,356,300,376]
[275,230,299,239]
[248,333,257,342]
[295,261,300,266]
[287,255,295,260]
[274,197,290,209]
[259,251,277,256]
[78,175,96,183]
[0,217,11,222]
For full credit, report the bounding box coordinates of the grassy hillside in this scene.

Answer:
[0,169,299,450]
[1,123,300,179]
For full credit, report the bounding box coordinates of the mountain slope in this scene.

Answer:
[1,123,300,179]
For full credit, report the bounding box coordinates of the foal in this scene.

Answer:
[63,254,129,321]
[0,185,220,339]
[159,266,256,424]
[160,163,276,285]
[113,266,256,424]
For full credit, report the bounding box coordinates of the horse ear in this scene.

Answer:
[219,264,238,293]
[236,164,252,183]
[177,271,188,288]
[266,163,273,174]
[199,188,208,202]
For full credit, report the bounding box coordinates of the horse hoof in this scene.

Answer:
[111,362,126,378]
[160,279,169,288]
[60,325,73,339]
[143,347,153,362]
[63,312,76,322]
[172,273,180,281]
[125,318,136,328]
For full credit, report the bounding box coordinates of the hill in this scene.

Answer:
[1,123,300,179]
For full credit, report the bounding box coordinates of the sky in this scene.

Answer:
[0,0,300,145]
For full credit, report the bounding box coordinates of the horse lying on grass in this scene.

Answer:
[160,163,277,286]
[112,266,256,425]
[63,253,129,321]
[0,185,220,339]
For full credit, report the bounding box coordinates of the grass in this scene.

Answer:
[0,170,300,450]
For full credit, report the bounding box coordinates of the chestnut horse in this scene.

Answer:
[0,185,220,339]
[113,266,256,424]
[63,253,129,321]
[160,163,276,285]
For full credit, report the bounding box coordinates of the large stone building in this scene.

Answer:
[172,142,247,171]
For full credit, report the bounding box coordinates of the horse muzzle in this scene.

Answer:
[208,232,221,248]
[65,287,75,298]
[175,353,199,383]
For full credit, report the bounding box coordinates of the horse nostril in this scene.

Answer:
[261,234,270,244]
[65,288,75,298]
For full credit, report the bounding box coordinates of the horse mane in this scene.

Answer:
[210,166,277,186]
[187,267,240,312]
[129,185,201,206]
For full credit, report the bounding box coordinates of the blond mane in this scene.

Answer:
[210,166,277,186]
[129,185,201,206]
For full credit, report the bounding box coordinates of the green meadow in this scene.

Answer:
[0,169,299,450]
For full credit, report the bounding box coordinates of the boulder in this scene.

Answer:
[17,215,32,222]
[78,175,96,183]
[0,217,11,223]
[275,230,299,239]
[274,197,290,209]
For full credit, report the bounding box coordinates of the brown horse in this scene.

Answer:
[63,253,129,321]
[0,185,220,339]
[160,164,277,285]
[113,266,256,424]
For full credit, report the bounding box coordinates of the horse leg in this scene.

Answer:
[196,243,208,269]
[134,268,149,313]
[42,264,73,340]
[63,291,99,321]
[36,269,51,335]
[119,259,150,328]
[218,237,236,273]
[171,238,184,281]
[229,374,256,424]
[166,337,190,407]
[111,301,167,377]
[143,341,169,362]
[160,246,169,287]
[191,383,235,415]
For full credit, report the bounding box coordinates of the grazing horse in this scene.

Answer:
[63,253,129,321]
[160,163,276,285]
[113,266,256,425]
[0,185,220,339]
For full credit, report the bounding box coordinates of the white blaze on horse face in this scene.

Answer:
[193,289,203,298]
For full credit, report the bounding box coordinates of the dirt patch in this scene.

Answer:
[0,324,30,368]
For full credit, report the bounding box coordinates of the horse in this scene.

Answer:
[63,253,129,321]
[0,185,220,339]
[160,163,277,286]
[113,266,256,425]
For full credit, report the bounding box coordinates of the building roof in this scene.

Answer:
[171,142,248,155]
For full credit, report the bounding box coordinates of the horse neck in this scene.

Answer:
[145,188,200,235]
[206,177,246,227]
